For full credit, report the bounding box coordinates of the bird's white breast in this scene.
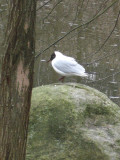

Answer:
[52,58,67,76]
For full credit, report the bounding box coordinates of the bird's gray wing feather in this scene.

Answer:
[54,58,85,74]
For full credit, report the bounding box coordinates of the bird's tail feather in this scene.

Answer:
[80,72,88,77]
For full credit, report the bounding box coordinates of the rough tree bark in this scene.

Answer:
[0,0,36,159]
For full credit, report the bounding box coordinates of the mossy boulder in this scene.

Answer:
[26,83,120,160]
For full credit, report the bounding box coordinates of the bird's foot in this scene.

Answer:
[59,76,65,83]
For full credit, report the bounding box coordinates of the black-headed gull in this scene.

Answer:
[48,51,88,82]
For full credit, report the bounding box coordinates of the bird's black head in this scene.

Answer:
[50,53,56,61]
[48,53,56,62]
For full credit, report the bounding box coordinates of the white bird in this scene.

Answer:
[48,51,88,82]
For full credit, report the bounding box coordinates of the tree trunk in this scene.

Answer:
[0,0,36,159]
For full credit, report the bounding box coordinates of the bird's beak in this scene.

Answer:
[47,59,51,63]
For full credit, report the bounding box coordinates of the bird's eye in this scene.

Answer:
[50,53,56,61]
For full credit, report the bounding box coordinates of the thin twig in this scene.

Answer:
[85,50,119,66]
[95,0,110,15]
[35,0,118,59]
[87,71,120,83]
[66,0,110,42]
[72,0,81,23]
[43,0,63,21]
[36,0,52,12]
[84,9,120,60]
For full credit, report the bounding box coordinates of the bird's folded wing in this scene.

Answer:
[54,58,85,74]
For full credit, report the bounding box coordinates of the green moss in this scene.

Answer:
[47,101,76,140]
[85,103,110,116]
[26,83,120,160]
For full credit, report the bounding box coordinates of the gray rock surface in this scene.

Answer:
[26,83,120,160]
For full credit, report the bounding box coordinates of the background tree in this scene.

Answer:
[33,0,120,106]
[0,0,36,159]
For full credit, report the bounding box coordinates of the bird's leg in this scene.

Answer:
[59,76,65,82]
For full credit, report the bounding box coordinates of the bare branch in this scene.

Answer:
[95,0,110,15]
[72,0,83,23]
[84,50,119,66]
[35,0,118,59]
[36,0,52,12]
[87,71,120,83]
[43,0,63,21]
[84,9,120,60]
[65,0,111,43]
